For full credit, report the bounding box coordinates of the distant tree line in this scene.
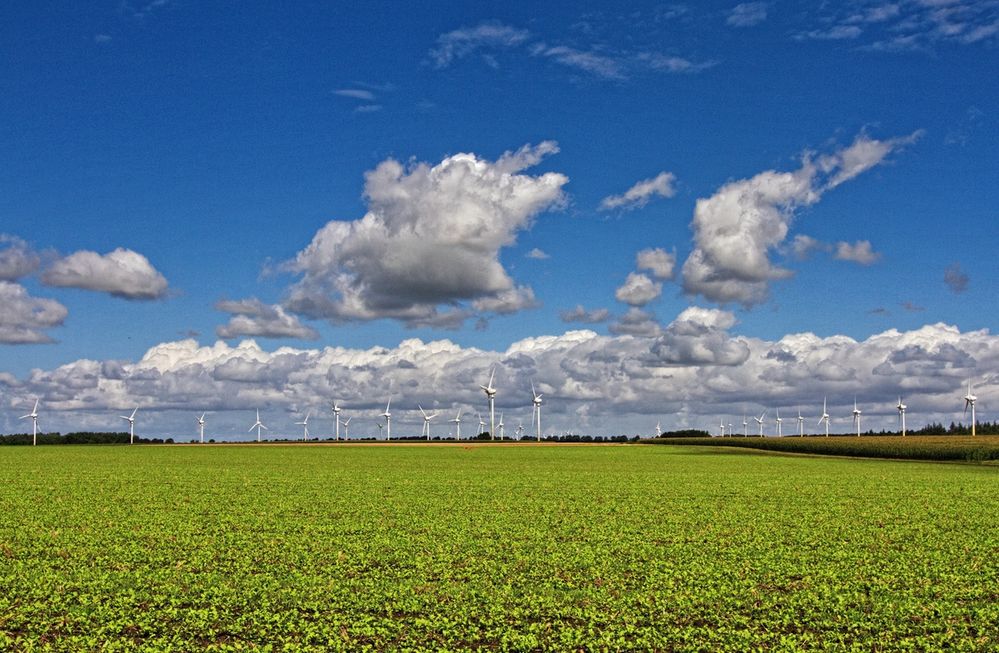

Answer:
[0,432,174,445]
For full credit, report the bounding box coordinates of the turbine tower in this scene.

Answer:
[249,409,267,442]
[451,409,462,441]
[296,411,311,441]
[532,381,543,442]
[742,415,748,437]
[852,398,862,437]
[897,397,907,436]
[775,408,783,437]
[477,413,486,436]
[121,407,138,444]
[419,405,437,440]
[341,416,351,440]
[19,399,39,446]
[964,379,977,437]
[480,367,498,440]
[497,413,505,440]
[797,410,804,437]
[196,413,206,444]
[818,398,830,437]
[332,400,342,440]
[381,397,392,441]
[754,410,766,437]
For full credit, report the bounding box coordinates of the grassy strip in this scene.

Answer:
[643,434,999,462]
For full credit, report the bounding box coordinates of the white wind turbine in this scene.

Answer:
[897,397,907,436]
[249,409,267,442]
[718,419,725,437]
[532,381,543,442]
[376,422,383,439]
[964,379,977,437]
[419,405,437,440]
[655,420,662,437]
[775,408,783,437]
[20,399,39,446]
[196,413,206,444]
[852,398,862,437]
[341,416,351,440]
[381,397,392,441]
[296,411,311,441]
[742,414,748,437]
[497,413,505,440]
[728,422,733,437]
[796,409,804,437]
[818,398,830,437]
[480,367,498,440]
[477,413,486,436]
[516,422,525,439]
[450,409,462,441]
[121,407,138,444]
[332,400,342,440]
[754,410,766,437]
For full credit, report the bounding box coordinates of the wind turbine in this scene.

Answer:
[450,409,462,440]
[742,414,748,437]
[718,419,725,437]
[728,422,733,437]
[897,397,907,436]
[532,381,543,442]
[655,420,662,437]
[419,405,437,440]
[477,413,486,436]
[852,398,862,437]
[20,399,39,446]
[196,413,206,444]
[121,407,138,444]
[818,398,830,437]
[381,397,392,441]
[497,413,505,440]
[964,379,977,437]
[249,409,267,442]
[516,422,525,439]
[376,422,384,439]
[341,416,351,440]
[797,410,804,437]
[296,411,311,441]
[775,408,783,437]
[754,410,766,437]
[332,400,342,440]
[480,367,498,439]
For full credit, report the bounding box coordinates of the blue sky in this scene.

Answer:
[1,1,997,438]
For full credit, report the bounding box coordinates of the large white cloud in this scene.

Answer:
[0,281,68,344]
[6,314,998,438]
[284,142,568,327]
[681,132,919,306]
[615,272,662,306]
[636,247,676,280]
[42,248,169,300]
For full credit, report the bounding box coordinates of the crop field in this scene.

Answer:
[647,435,999,462]
[2,444,998,651]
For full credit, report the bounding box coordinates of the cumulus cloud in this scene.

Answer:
[834,240,882,265]
[430,21,530,67]
[599,172,677,211]
[42,248,169,300]
[0,281,68,344]
[615,272,662,307]
[944,262,969,293]
[216,299,320,341]
[0,235,40,281]
[559,305,611,324]
[636,247,676,280]
[727,2,769,27]
[284,142,567,327]
[525,248,550,260]
[790,234,827,260]
[609,307,663,337]
[681,131,919,306]
[6,311,999,437]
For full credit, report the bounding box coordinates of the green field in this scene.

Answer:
[2,444,998,651]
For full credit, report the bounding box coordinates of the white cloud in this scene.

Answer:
[797,25,864,40]
[727,2,769,27]
[636,248,676,280]
[0,281,67,344]
[615,272,663,306]
[284,142,567,327]
[334,89,376,101]
[216,299,320,341]
[599,172,677,211]
[681,131,919,306]
[650,307,749,366]
[430,21,530,67]
[790,234,828,260]
[834,240,882,265]
[526,248,550,260]
[636,53,717,74]
[559,305,611,324]
[42,248,169,300]
[609,307,663,337]
[0,235,40,281]
[537,45,626,79]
